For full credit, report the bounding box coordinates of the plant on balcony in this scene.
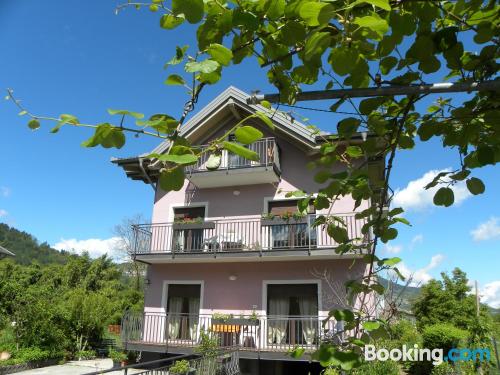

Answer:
[169,359,192,375]
[211,313,233,323]
[108,349,127,368]
[261,211,307,225]
[172,217,215,230]
[173,216,204,224]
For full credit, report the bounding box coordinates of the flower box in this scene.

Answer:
[212,318,260,326]
[172,221,216,230]
[260,217,308,226]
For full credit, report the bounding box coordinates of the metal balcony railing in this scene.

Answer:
[131,214,369,256]
[185,137,280,174]
[121,311,343,353]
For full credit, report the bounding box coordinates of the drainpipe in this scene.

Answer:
[139,157,156,193]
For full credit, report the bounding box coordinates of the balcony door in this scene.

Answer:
[267,200,317,249]
[266,284,319,347]
[166,284,201,341]
[172,206,206,252]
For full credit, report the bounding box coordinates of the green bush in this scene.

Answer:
[390,319,422,348]
[75,349,96,360]
[169,359,191,375]
[0,347,60,367]
[430,362,454,375]
[422,323,468,353]
[108,349,127,362]
[350,360,400,375]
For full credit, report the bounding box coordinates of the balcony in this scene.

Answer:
[131,214,369,261]
[185,137,280,188]
[121,311,343,358]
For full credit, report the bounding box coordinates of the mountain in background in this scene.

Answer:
[0,223,72,265]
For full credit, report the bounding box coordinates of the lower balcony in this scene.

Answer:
[132,214,369,262]
[121,311,342,359]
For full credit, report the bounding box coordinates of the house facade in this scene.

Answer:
[114,87,382,373]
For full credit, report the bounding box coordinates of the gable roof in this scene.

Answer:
[150,86,323,154]
[112,86,330,182]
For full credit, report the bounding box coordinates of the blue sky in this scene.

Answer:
[0,1,498,305]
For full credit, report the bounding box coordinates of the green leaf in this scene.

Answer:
[159,167,185,192]
[255,111,275,129]
[350,0,391,11]
[327,225,349,243]
[330,47,359,76]
[206,152,222,171]
[185,60,220,74]
[354,15,388,39]
[81,123,126,149]
[206,43,233,66]
[260,100,272,110]
[477,146,495,166]
[18,110,27,116]
[346,146,363,158]
[234,126,263,145]
[160,14,184,29]
[299,2,335,26]
[303,32,331,63]
[264,0,286,20]
[107,109,144,119]
[172,0,204,24]
[383,257,401,266]
[466,178,485,195]
[148,153,198,165]
[289,347,305,359]
[337,118,361,138]
[433,187,454,207]
[222,141,260,161]
[28,119,40,130]
[165,45,189,66]
[51,114,79,133]
[331,309,355,322]
[380,56,397,75]
[363,321,380,331]
[164,74,186,86]
[359,97,385,115]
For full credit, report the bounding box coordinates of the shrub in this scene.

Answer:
[75,349,96,360]
[108,349,127,362]
[350,360,400,375]
[422,323,468,353]
[169,359,191,375]
[0,347,60,367]
[430,362,454,375]
[390,319,422,348]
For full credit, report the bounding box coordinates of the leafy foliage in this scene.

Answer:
[0,230,143,355]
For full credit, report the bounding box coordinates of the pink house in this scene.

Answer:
[114,87,381,373]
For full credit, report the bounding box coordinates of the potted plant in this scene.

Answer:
[172,217,215,230]
[261,211,308,225]
[169,359,194,375]
[109,349,127,368]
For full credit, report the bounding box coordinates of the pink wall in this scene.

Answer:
[151,127,368,223]
[145,259,367,313]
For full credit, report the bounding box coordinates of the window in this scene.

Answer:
[267,200,317,249]
[172,207,206,252]
[166,284,201,340]
[266,284,318,346]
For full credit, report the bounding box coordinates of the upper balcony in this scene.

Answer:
[131,214,370,262]
[185,137,281,188]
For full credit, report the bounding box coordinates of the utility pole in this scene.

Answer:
[247,80,500,104]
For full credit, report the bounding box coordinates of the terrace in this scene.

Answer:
[121,311,343,359]
[131,214,370,262]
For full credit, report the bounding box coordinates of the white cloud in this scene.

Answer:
[393,169,470,212]
[53,237,121,258]
[384,244,402,254]
[0,209,8,218]
[397,254,445,286]
[481,281,500,308]
[0,187,10,198]
[410,234,423,249]
[471,217,500,241]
